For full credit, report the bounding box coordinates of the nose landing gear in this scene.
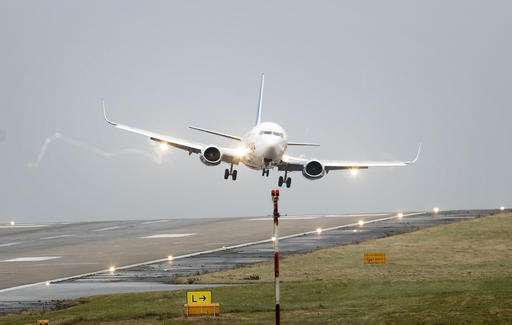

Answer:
[278,170,292,188]
[224,163,238,181]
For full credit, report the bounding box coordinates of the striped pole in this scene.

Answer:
[271,189,280,325]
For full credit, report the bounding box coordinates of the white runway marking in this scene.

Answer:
[0,211,426,294]
[1,256,61,262]
[0,224,48,228]
[141,220,171,225]
[40,234,75,240]
[93,226,121,232]
[249,216,318,221]
[0,242,21,248]
[139,233,196,239]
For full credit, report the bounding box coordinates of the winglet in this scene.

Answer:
[409,142,422,164]
[102,100,117,126]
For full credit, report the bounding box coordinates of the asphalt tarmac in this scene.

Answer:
[0,209,498,313]
[0,212,395,290]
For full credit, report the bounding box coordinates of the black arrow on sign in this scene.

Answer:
[200,295,206,301]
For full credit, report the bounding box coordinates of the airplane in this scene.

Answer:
[102,74,421,188]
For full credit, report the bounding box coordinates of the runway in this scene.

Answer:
[0,209,498,313]
[0,212,395,290]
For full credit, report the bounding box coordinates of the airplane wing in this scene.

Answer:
[189,126,241,141]
[279,143,422,172]
[102,102,242,164]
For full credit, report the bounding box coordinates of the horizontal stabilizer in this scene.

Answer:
[189,126,241,141]
[287,142,320,146]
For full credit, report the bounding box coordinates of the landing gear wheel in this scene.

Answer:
[224,169,229,180]
[286,177,292,188]
[278,176,284,187]
[232,170,238,181]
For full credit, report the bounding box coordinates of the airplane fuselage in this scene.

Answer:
[240,122,287,170]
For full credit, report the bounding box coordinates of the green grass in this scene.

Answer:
[2,213,512,324]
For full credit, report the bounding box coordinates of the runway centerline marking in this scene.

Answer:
[0,256,61,262]
[139,233,196,239]
[141,220,171,225]
[40,235,75,240]
[0,224,48,228]
[0,242,22,248]
[92,226,121,232]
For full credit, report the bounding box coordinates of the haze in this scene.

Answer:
[1,0,511,223]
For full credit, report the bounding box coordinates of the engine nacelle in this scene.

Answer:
[200,146,222,166]
[302,160,325,180]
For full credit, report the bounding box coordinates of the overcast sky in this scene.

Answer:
[1,1,511,223]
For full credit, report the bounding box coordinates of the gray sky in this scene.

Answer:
[1,0,511,223]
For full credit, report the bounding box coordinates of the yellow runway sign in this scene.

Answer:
[364,252,386,264]
[187,291,212,305]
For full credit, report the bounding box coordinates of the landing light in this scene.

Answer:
[397,212,404,219]
[500,206,505,211]
[271,236,277,242]
[316,227,322,234]
[353,229,358,233]
[234,146,249,158]
[350,168,359,176]
[159,143,170,152]
[108,266,116,273]
[45,281,50,286]
[167,255,173,261]
[10,221,15,226]
[358,220,364,226]
[433,207,440,214]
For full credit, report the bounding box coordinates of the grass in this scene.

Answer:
[2,213,512,324]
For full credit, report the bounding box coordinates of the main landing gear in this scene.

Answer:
[224,163,238,181]
[278,170,292,188]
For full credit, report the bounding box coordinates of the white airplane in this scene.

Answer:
[103,74,421,188]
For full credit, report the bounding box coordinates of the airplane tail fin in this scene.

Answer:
[255,73,264,125]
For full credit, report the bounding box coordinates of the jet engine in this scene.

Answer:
[302,160,325,179]
[200,146,222,166]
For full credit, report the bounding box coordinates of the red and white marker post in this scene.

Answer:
[271,189,281,325]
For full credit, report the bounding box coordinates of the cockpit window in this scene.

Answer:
[259,130,284,137]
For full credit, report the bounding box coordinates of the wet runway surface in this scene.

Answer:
[0,212,395,289]
[0,210,498,313]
